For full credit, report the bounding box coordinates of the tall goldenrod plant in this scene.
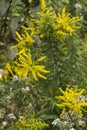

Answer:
[3,25,50,81]
[1,1,85,130]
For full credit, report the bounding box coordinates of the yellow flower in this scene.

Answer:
[36,56,46,62]
[55,7,81,37]
[4,50,50,81]
[56,87,87,116]
[3,63,14,80]
[61,47,68,53]
[41,0,47,12]
[34,10,56,39]
[34,5,81,41]
[16,116,49,130]
[11,26,35,51]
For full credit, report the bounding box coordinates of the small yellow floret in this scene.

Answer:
[41,0,46,11]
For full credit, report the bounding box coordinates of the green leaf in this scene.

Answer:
[0,0,9,16]
[10,16,20,36]
[38,114,57,121]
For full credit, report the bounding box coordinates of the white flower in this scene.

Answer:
[0,69,5,78]
[25,86,30,91]
[28,103,33,108]
[78,95,87,102]
[74,3,82,10]
[21,87,26,92]
[8,113,16,119]
[52,118,60,125]
[13,75,18,81]
[19,116,23,121]
[79,120,85,126]
[63,121,68,126]
[80,95,87,102]
[0,74,2,78]
[69,128,76,130]
[22,87,30,93]
[2,121,8,126]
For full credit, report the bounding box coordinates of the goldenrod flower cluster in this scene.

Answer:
[14,50,49,80]
[16,116,49,130]
[35,0,81,41]
[2,16,50,81]
[3,63,14,81]
[12,26,35,51]
[56,87,87,116]
[34,10,56,39]
[55,7,81,38]
[4,50,49,81]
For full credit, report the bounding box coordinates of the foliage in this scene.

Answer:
[0,0,87,130]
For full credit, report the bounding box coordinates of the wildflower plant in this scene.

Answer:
[34,9,56,40]
[52,87,87,130]
[12,26,36,51]
[0,0,86,130]
[52,111,87,130]
[2,0,82,84]
[34,0,81,42]
[55,7,81,37]
[3,24,50,81]
[4,50,49,81]
[16,116,49,130]
[56,87,87,116]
